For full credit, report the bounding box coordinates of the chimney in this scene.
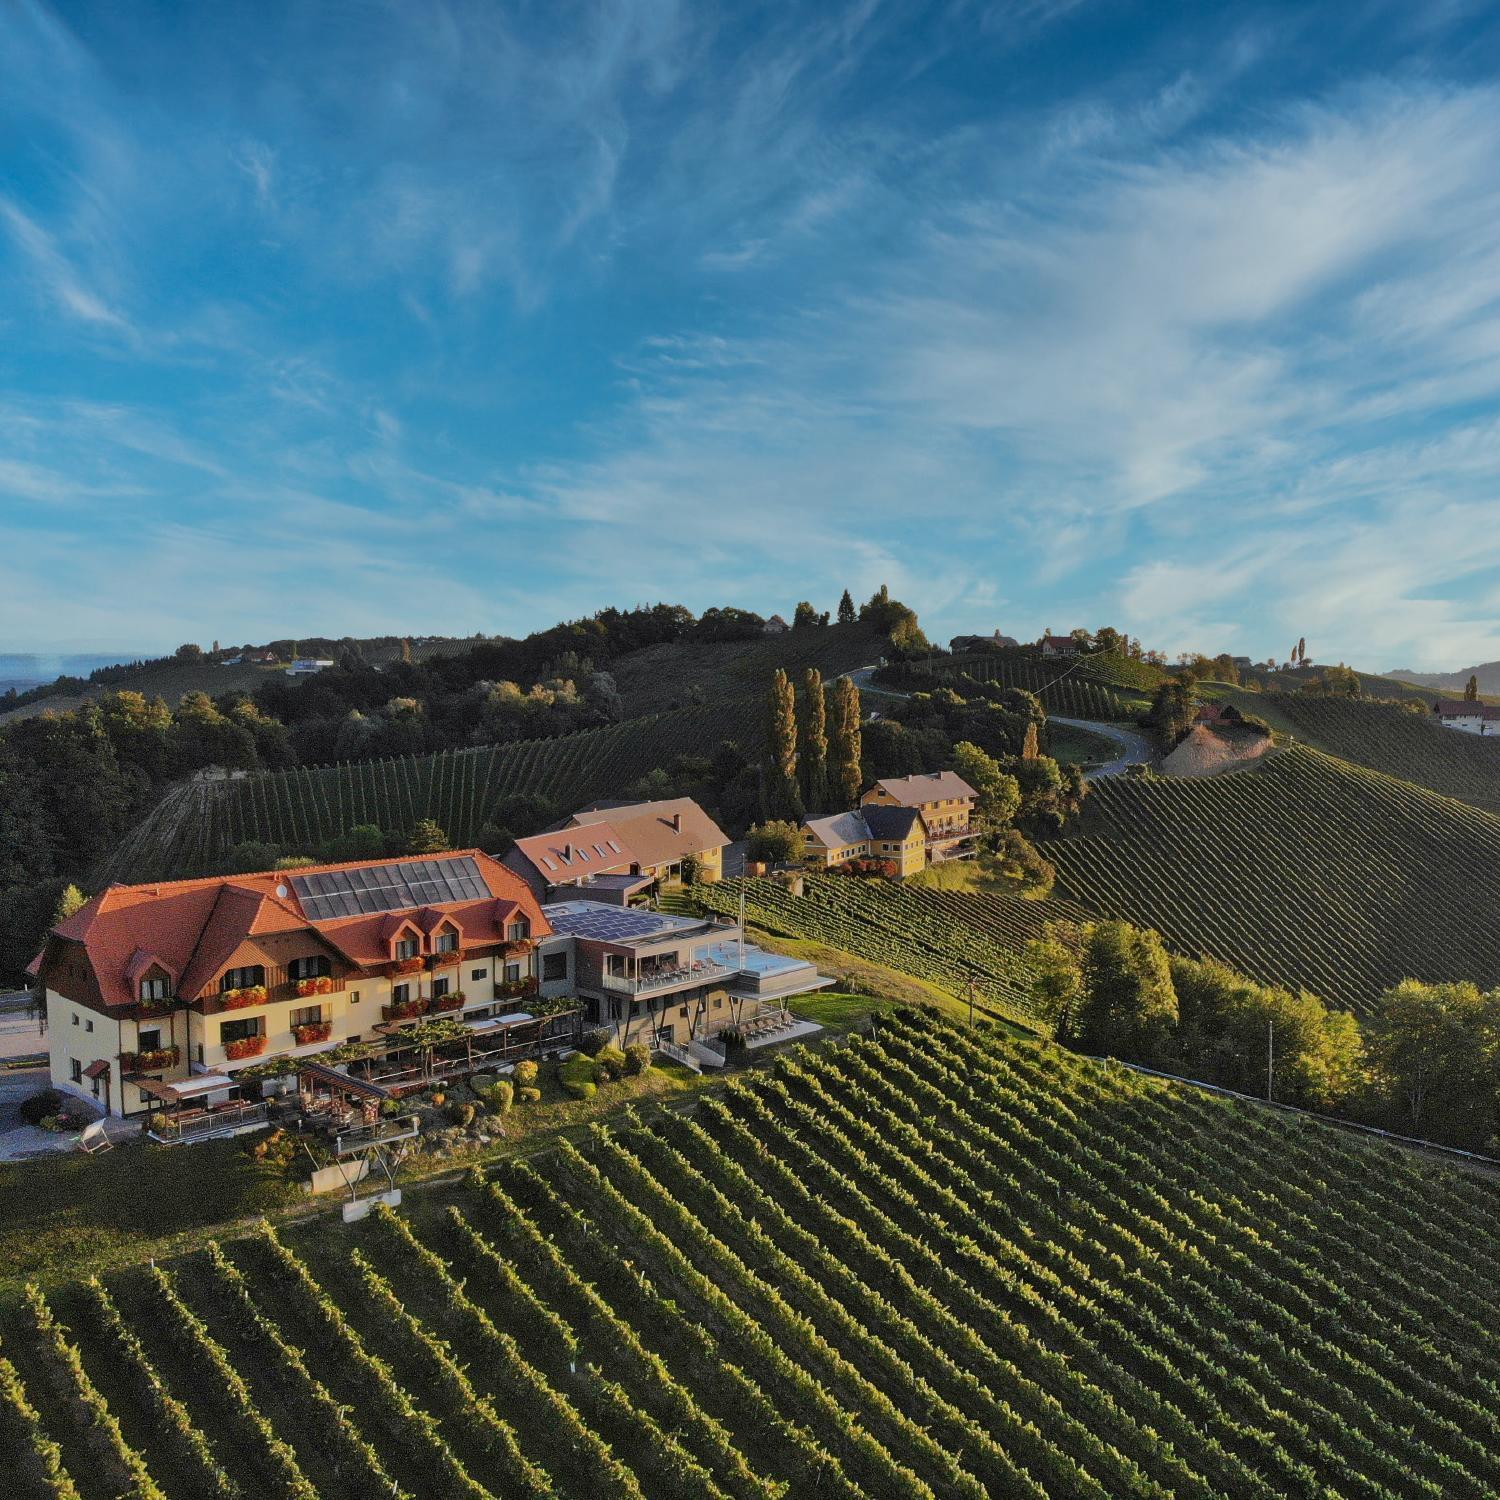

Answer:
[670,813,682,832]
[561,842,572,862]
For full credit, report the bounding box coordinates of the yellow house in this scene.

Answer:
[801,805,929,877]
[861,770,978,862]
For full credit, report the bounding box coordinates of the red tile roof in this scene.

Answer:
[34,850,547,1011]
[511,822,637,881]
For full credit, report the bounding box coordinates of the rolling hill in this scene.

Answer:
[91,697,764,886]
[1387,658,1500,695]
[4,1013,1497,1498]
[1044,745,1500,1012]
[888,651,1146,720]
[608,621,888,716]
[1264,693,1500,813]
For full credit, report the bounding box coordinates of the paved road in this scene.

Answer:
[1049,716,1154,777]
[844,666,1153,779]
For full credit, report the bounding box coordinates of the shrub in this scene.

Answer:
[512,1059,538,1089]
[561,1054,600,1099]
[430,1091,447,1109]
[518,1086,542,1104]
[578,1027,610,1057]
[447,1101,475,1128]
[623,1043,652,1076]
[19,1089,64,1126]
[595,1045,628,1081]
[480,1080,513,1114]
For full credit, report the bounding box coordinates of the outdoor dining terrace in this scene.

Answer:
[604,956,733,995]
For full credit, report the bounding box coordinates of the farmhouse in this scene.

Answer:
[536,900,830,1060]
[506,796,727,902]
[950,630,1021,653]
[802,805,929,877]
[862,769,978,861]
[802,769,979,876]
[1039,634,1078,658]
[31,851,559,1123]
[1433,700,1500,736]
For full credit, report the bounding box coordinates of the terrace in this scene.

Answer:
[139,1074,272,1144]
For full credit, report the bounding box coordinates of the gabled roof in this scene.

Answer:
[511,822,635,881]
[568,798,729,870]
[36,850,546,1010]
[862,805,926,840]
[869,770,977,806]
[803,811,872,848]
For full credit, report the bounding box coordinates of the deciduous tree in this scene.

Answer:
[799,668,829,811]
[829,675,863,806]
[765,669,802,819]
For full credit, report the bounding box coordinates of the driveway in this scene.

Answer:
[1049,716,1153,777]
[843,666,1152,779]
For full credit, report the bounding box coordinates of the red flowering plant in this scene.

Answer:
[292,1021,333,1045]
[225,1035,268,1061]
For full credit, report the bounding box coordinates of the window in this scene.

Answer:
[71,1012,79,1026]
[91,1075,100,1098]
[350,990,360,1005]
[395,937,419,961]
[219,1017,261,1045]
[288,955,330,982]
[506,919,530,942]
[393,983,411,1004]
[504,962,521,983]
[140,976,169,1001]
[606,954,628,978]
[679,1005,689,1018]
[138,1028,161,1053]
[542,952,567,982]
[435,930,458,954]
[222,965,265,991]
[713,997,723,1009]
[471,967,487,981]
[432,976,450,999]
[85,1019,93,1033]
[70,1059,82,1084]
[290,1005,322,1029]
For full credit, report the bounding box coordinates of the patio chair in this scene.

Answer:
[78,1120,113,1154]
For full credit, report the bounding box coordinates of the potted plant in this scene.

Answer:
[225,1035,268,1061]
[292,1021,332,1045]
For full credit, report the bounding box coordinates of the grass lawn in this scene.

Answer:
[1050,721,1126,766]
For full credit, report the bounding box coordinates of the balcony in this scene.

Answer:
[493,977,539,1001]
[120,1045,180,1074]
[925,824,976,845]
[602,959,733,996]
[147,1099,270,1145]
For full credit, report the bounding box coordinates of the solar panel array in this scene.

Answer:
[290,856,490,921]
[541,902,687,943]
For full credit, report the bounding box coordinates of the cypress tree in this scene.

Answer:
[800,668,829,811]
[837,589,856,626]
[1466,674,1479,701]
[829,675,863,806]
[765,669,802,818]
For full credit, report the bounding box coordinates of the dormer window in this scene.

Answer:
[506,919,530,942]
[394,937,419,961]
[435,931,458,954]
[140,976,170,1002]
[289,955,331,982]
[222,965,265,992]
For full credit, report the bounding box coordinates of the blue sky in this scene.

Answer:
[5,1,1500,668]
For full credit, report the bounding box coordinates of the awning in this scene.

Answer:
[135,1073,236,1103]
[82,1059,111,1080]
[464,1011,540,1035]
[298,1061,392,1102]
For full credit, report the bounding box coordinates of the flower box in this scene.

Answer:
[388,956,424,976]
[121,1045,179,1072]
[220,985,267,1010]
[494,976,539,999]
[225,1035,268,1061]
[292,1021,332,1045]
[429,990,464,1014]
[384,996,429,1021]
[502,937,535,955]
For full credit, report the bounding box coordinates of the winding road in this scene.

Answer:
[843,665,1152,779]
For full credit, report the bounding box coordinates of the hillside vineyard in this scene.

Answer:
[5,1015,1499,1497]
[1046,745,1500,1012]
[91,699,764,886]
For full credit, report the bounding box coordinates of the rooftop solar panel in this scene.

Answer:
[291,855,489,922]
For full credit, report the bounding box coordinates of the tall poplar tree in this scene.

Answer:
[829,675,863,806]
[765,669,802,818]
[800,668,829,811]
[1466,674,1479,701]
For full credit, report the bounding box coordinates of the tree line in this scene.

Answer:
[1028,919,1500,1153]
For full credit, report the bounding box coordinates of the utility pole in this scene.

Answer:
[1267,1019,1274,1103]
